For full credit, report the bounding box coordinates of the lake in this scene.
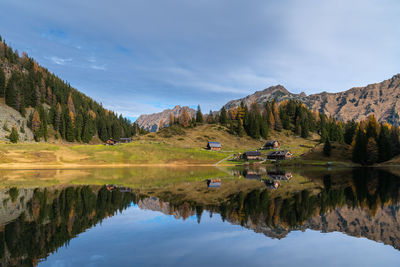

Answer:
[1,166,400,266]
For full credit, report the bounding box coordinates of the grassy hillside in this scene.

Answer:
[0,124,321,168]
[137,124,319,155]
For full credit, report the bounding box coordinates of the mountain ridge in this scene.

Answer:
[223,73,400,124]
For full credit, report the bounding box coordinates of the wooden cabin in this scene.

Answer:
[267,150,293,160]
[243,151,262,160]
[263,140,280,150]
[106,139,118,145]
[120,137,132,143]
[207,141,222,151]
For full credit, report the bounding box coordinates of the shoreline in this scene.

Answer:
[0,163,231,170]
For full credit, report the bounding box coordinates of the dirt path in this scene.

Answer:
[214,154,234,166]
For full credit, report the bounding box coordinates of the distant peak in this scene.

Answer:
[172,105,182,110]
[262,85,290,94]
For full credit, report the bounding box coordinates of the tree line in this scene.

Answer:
[0,35,138,143]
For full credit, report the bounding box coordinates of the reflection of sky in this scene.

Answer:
[39,205,400,267]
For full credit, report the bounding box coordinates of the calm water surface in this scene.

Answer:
[1,167,400,266]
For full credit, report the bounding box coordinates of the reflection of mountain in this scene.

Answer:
[0,186,136,267]
[138,168,400,250]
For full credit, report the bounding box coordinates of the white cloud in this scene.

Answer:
[48,56,72,65]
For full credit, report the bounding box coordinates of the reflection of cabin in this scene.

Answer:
[263,140,280,150]
[243,151,262,160]
[207,178,221,188]
[207,142,222,151]
[264,180,280,189]
[106,185,116,191]
[119,187,132,193]
[267,170,293,180]
[106,139,118,145]
[243,170,262,180]
[120,137,132,143]
[267,150,292,160]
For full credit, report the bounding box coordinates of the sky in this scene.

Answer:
[0,0,399,121]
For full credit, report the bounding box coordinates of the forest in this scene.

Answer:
[0,35,138,143]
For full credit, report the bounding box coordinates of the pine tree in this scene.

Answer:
[219,107,227,125]
[323,139,331,157]
[352,127,367,164]
[366,137,378,165]
[344,120,357,145]
[196,105,203,123]
[8,126,19,143]
[390,126,400,157]
[260,115,269,139]
[207,110,214,124]
[378,124,392,162]
[0,68,5,98]
[236,120,245,137]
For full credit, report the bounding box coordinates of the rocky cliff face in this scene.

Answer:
[0,101,34,142]
[136,105,196,132]
[224,74,400,124]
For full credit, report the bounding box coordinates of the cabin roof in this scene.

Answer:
[208,141,222,148]
[264,140,279,146]
[244,151,261,156]
[267,150,291,156]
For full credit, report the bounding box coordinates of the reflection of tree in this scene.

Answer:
[158,168,400,247]
[0,186,137,267]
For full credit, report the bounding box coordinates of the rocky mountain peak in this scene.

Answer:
[136,105,196,132]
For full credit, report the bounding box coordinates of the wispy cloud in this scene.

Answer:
[90,64,107,70]
[48,56,72,65]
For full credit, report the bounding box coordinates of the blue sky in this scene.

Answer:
[1,0,399,121]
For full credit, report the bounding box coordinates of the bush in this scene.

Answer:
[3,122,9,132]
[8,127,19,143]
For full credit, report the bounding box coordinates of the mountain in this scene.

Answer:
[0,35,137,142]
[224,74,400,124]
[136,105,196,132]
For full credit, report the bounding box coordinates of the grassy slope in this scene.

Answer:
[0,124,322,168]
[293,142,355,166]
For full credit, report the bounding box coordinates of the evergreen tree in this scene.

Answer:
[207,110,214,124]
[196,105,204,123]
[0,68,5,98]
[8,126,18,143]
[352,127,367,164]
[366,137,378,165]
[323,139,331,157]
[66,112,75,142]
[344,120,357,145]
[236,120,245,137]
[390,126,400,157]
[378,124,392,162]
[219,107,227,125]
